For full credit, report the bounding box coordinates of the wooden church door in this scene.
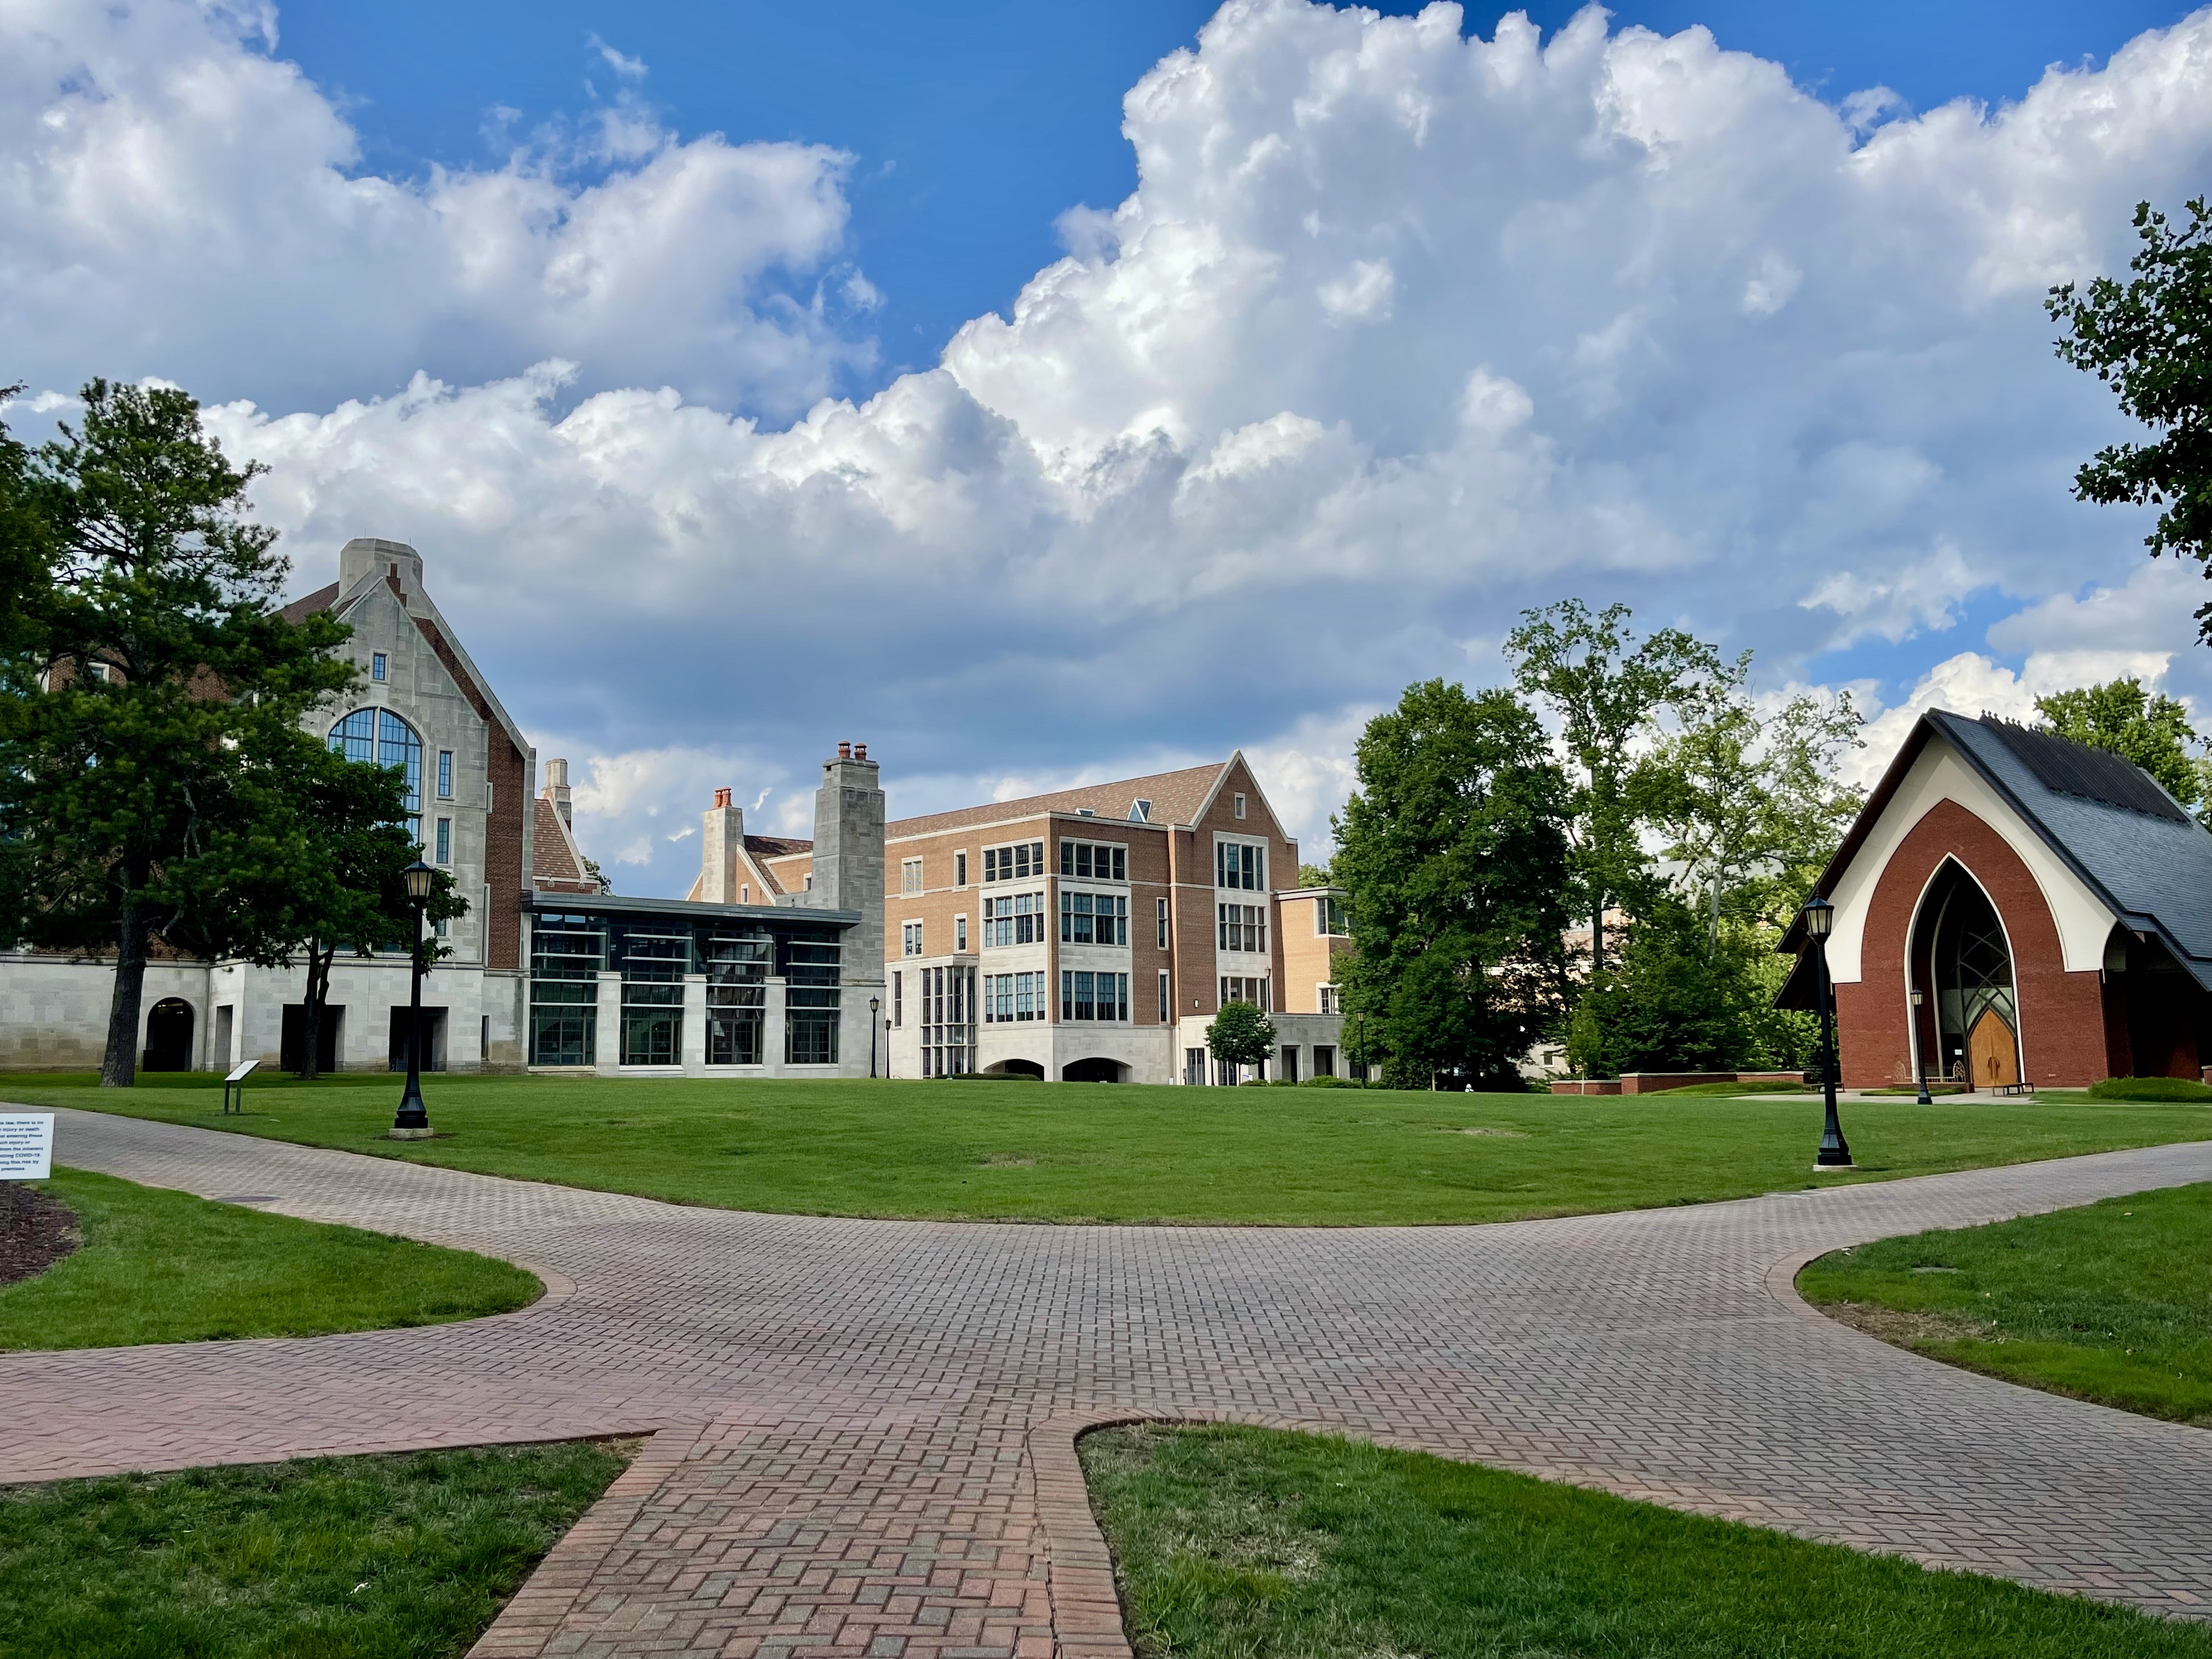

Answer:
[1968,1008,2019,1088]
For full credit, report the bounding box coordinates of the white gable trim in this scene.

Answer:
[1825,733,2117,983]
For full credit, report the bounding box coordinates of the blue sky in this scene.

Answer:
[7,1,2211,896]
[276,1,2193,401]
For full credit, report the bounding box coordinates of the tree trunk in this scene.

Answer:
[100,879,151,1088]
[297,939,332,1081]
[1591,895,1605,979]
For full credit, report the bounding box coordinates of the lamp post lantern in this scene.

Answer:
[1801,896,1852,1169]
[869,995,881,1078]
[391,860,436,1141]
[1910,987,1932,1105]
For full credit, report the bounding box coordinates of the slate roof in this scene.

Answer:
[1792,708,2212,992]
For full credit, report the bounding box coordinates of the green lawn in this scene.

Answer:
[0,1440,627,1659]
[0,1167,540,1351]
[1798,1181,2212,1424]
[8,1070,2211,1225]
[1079,1423,2211,1659]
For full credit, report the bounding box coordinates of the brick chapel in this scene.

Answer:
[1780,709,2212,1090]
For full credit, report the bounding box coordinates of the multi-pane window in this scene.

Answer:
[956,915,968,952]
[1059,841,1127,881]
[1233,792,1246,819]
[619,933,686,1065]
[1158,969,1170,1023]
[1184,1047,1207,1086]
[1215,841,1265,890]
[785,938,841,1064]
[1317,895,1347,935]
[1060,970,1129,1023]
[1060,891,1128,945]
[901,857,924,895]
[330,707,423,841]
[1218,904,1266,953]
[902,921,924,957]
[918,963,975,1077]
[434,817,452,865]
[983,972,1047,1022]
[1155,897,1170,950]
[983,891,1046,946]
[1220,975,1269,1012]
[371,652,387,682]
[437,749,454,799]
[955,851,968,887]
[893,969,904,1028]
[1319,984,1341,1015]
[983,841,1044,882]
[705,934,769,1065]
[529,916,602,1065]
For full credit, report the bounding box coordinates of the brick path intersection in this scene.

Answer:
[7,1107,2212,1655]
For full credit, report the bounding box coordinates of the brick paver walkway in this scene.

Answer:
[8,1108,2212,1655]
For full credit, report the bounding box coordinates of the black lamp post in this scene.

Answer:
[1801,895,1853,1169]
[1356,1012,1368,1086]
[1910,987,1933,1105]
[392,860,436,1141]
[869,995,881,1078]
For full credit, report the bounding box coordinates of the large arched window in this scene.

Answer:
[330,708,424,839]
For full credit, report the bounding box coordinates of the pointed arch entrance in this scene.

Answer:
[1912,861,2021,1088]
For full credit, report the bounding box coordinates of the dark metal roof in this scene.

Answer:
[1780,708,2212,995]
[523,891,860,928]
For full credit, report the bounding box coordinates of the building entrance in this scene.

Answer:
[1915,862,2021,1088]
[142,998,194,1071]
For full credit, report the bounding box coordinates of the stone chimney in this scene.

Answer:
[802,740,885,972]
[339,537,425,600]
[700,787,745,904]
[545,758,573,828]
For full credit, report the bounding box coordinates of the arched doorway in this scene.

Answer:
[984,1058,1045,1079]
[1914,862,2021,1088]
[1061,1057,1126,1084]
[143,998,194,1072]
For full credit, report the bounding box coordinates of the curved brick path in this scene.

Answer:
[8,1108,2212,1655]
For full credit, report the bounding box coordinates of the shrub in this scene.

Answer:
[951,1072,1028,1082]
[1301,1075,1362,1088]
[2087,1075,2212,1102]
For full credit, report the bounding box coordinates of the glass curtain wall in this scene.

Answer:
[706,934,769,1064]
[620,934,687,1065]
[529,915,603,1065]
[785,936,842,1064]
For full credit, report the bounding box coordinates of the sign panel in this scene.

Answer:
[0,1113,54,1181]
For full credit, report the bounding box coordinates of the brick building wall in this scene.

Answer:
[1836,798,2109,1090]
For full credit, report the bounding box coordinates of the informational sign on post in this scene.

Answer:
[0,1113,55,1181]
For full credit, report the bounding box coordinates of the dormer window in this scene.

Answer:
[1130,798,1152,822]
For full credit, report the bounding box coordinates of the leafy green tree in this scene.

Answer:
[1634,668,1864,950]
[0,387,52,656]
[0,380,364,1086]
[2048,198,2212,635]
[2034,676,2211,820]
[1204,998,1277,1080]
[1297,861,1332,889]
[1332,679,1570,1090]
[219,739,466,1080]
[1504,601,1723,977]
[1565,896,1754,1077]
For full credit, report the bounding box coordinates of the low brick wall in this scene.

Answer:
[1548,1071,1802,1096]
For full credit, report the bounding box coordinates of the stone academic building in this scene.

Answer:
[1781,709,2212,1089]
[0,539,884,1080]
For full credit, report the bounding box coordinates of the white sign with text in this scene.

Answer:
[0,1113,54,1181]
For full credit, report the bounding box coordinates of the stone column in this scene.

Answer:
[765,976,788,1075]
[682,974,707,1074]
[595,970,622,1076]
